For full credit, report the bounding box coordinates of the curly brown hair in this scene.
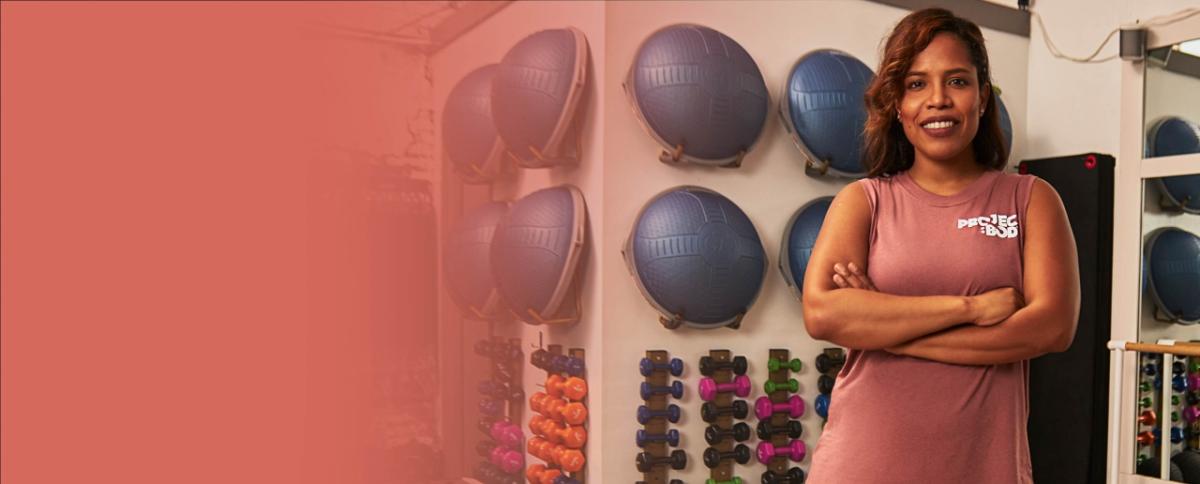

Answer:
[863,8,1008,178]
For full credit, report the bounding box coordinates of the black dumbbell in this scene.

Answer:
[762,467,806,484]
[756,419,803,440]
[636,428,680,447]
[703,444,751,468]
[552,354,586,377]
[704,422,751,444]
[641,381,684,400]
[700,355,748,376]
[636,449,687,472]
[476,339,522,361]
[815,351,845,374]
[701,400,749,423]
[818,374,836,395]
[531,348,554,371]
[640,357,684,377]
[478,380,524,401]
[637,404,681,424]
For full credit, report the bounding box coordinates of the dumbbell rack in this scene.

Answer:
[475,336,525,484]
[762,348,805,483]
[528,344,588,484]
[704,349,749,484]
[638,350,683,484]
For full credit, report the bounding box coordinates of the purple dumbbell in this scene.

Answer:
[755,395,804,420]
[489,445,524,473]
[489,420,523,448]
[699,374,752,401]
[1185,406,1200,424]
[756,439,806,464]
[637,403,681,424]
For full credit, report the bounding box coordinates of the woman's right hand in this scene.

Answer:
[969,287,1025,326]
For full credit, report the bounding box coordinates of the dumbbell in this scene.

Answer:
[1137,430,1155,446]
[552,477,580,484]
[704,478,743,484]
[700,355,748,376]
[1175,360,1187,375]
[636,428,680,447]
[756,439,807,464]
[532,417,587,448]
[1190,392,1200,405]
[699,375,752,401]
[704,422,751,445]
[535,396,587,425]
[640,357,684,377]
[1189,373,1200,390]
[546,374,588,401]
[490,445,524,474]
[762,467,806,484]
[476,339,522,361]
[527,438,585,472]
[768,357,803,373]
[1144,363,1159,376]
[489,420,523,448]
[635,449,687,472]
[757,419,803,440]
[814,394,831,419]
[480,398,505,416]
[755,395,805,420]
[765,378,800,394]
[637,403,681,424]
[815,351,846,374]
[531,349,555,371]
[1175,374,1190,392]
[479,380,525,401]
[476,462,521,484]
[703,444,751,468]
[818,374,836,395]
[551,354,586,377]
[1140,381,1153,393]
[641,381,684,400]
[525,464,562,484]
[701,400,749,423]
[1185,406,1200,424]
[479,417,506,436]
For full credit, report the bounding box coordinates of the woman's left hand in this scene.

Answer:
[832,262,878,292]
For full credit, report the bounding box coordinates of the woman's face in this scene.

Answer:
[898,32,988,165]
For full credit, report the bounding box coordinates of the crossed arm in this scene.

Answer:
[801,179,1081,366]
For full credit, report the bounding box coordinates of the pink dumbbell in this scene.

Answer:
[490,420,523,448]
[1185,406,1200,424]
[699,375,752,401]
[1189,374,1200,391]
[756,439,806,464]
[755,395,804,420]
[489,445,524,473]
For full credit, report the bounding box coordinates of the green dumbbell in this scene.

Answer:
[768,357,803,373]
[1175,395,1183,406]
[1141,397,1154,408]
[764,379,800,394]
[1141,382,1153,393]
[1173,411,1181,422]
[1191,360,1200,373]
[706,478,743,484]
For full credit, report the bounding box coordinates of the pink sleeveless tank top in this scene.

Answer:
[806,169,1038,484]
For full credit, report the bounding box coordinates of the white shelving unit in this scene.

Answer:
[1111,12,1200,484]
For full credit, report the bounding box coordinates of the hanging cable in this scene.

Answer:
[1030,7,1200,63]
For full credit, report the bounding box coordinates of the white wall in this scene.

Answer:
[601,2,1028,482]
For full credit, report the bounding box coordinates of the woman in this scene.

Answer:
[801,8,1081,484]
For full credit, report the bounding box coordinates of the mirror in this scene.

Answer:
[1136,38,1200,482]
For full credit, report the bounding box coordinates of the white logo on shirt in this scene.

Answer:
[957,213,1019,239]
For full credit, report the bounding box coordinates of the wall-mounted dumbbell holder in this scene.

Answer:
[701,349,748,483]
[474,334,524,484]
[639,350,685,484]
[530,343,588,484]
[761,348,805,483]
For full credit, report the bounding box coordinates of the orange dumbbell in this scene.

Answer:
[530,391,551,414]
[524,463,562,484]
[558,401,588,426]
[546,374,588,401]
[555,425,587,449]
[529,415,549,436]
[527,437,554,461]
[556,448,586,473]
[535,417,560,442]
